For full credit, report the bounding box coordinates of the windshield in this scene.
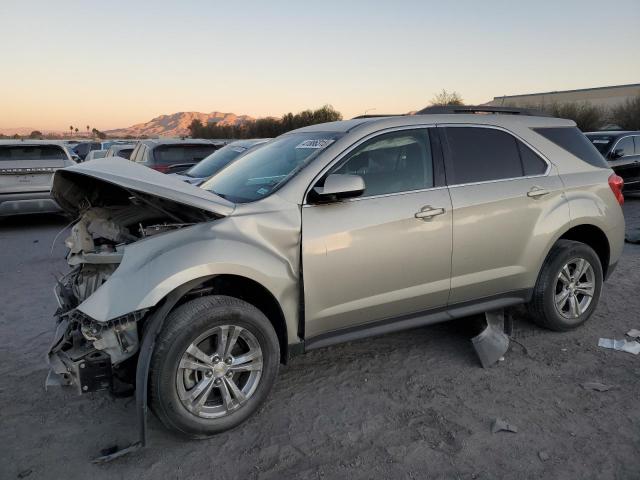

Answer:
[185,143,251,178]
[201,132,341,203]
[586,134,615,155]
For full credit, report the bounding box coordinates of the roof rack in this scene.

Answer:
[416,105,551,117]
[351,114,407,119]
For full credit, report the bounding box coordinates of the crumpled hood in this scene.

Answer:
[52,157,235,216]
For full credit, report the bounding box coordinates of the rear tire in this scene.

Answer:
[527,240,603,331]
[149,295,280,438]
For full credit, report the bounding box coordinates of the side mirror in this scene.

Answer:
[311,174,365,202]
[610,149,624,160]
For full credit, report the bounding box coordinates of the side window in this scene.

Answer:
[635,137,640,155]
[332,129,433,197]
[444,127,523,184]
[517,141,547,176]
[613,137,634,158]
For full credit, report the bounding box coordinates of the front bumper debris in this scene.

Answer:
[46,309,146,394]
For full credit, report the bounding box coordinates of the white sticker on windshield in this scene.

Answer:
[295,139,334,149]
[592,139,610,144]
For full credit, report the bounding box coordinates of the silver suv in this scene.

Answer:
[0,140,76,216]
[47,109,625,447]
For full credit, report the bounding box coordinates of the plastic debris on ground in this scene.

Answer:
[626,329,640,339]
[538,451,550,462]
[598,338,640,355]
[491,418,518,434]
[581,382,612,392]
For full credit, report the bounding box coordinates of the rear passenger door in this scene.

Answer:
[441,125,568,304]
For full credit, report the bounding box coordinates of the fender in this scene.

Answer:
[78,209,302,344]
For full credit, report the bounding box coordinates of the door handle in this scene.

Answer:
[527,186,549,198]
[415,206,445,219]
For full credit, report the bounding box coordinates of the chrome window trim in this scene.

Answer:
[302,124,438,205]
[439,123,552,188]
[301,185,448,207]
[610,135,640,158]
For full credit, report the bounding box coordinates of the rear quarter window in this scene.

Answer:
[534,127,608,168]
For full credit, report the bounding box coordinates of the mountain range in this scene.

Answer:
[0,111,256,138]
[105,111,255,137]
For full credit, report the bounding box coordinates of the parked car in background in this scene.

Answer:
[172,139,270,185]
[129,138,224,173]
[0,140,75,216]
[85,150,108,161]
[100,140,133,151]
[47,108,624,440]
[71,141,101,161]
[586,131,640,193]
[105,143,135,159]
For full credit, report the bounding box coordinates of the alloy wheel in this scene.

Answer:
[175,325,263,419]
[554,257,595,319]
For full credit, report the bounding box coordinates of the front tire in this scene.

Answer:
[149,295,280,438]
[527,240,603,331]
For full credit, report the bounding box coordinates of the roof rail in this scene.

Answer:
[416,105,551,117]
[351,114,407,119]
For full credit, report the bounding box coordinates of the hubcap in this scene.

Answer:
[554,257,595,319]
[176,325,263,419]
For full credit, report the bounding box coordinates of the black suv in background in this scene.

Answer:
[586,131,640,193]
[129,139,226,173]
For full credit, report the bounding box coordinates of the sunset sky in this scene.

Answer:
[1,0,639,131]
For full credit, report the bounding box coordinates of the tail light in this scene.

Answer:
[608,173,624,206]
[151,165,170,174]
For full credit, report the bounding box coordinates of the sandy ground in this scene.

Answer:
[1,198,639,480]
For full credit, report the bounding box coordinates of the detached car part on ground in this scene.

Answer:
[46,111,625,459]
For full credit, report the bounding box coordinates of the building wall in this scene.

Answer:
[485,84,640,108]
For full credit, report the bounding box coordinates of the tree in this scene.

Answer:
[610,95,640,130]
[86,125,90,135]
[430,90,464,106]
[29,130,43,138]
[188,105,343,139]
[541,102,606,132]
[69,125,73,137]
[74,127,79,135]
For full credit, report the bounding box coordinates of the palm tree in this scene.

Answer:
[69,125,73,137]
[74,127,79,135]
[86,125,90,136]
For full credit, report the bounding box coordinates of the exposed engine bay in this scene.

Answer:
[47,172,219,395]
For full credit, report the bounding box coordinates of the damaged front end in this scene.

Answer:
[46,204,179,395]
[46,161,232,396]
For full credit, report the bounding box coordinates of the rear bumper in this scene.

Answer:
[0,191,61,216]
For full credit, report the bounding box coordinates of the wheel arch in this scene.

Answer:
[557,224,610,278]
[152,274,290,364]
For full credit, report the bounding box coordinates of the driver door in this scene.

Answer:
[301,128,453,340]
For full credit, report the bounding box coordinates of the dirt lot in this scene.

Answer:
[1,198,639,480]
